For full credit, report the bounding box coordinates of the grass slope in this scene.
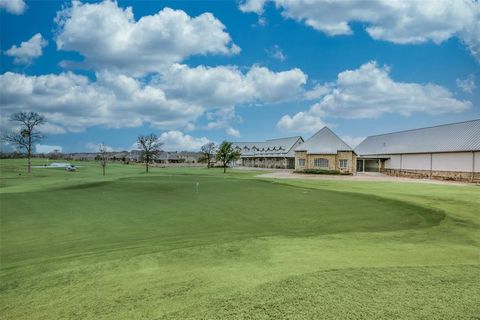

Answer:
[1,159,479,319]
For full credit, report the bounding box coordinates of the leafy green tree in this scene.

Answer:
[216,141,240,173]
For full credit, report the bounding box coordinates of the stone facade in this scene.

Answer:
[295,151,356,174]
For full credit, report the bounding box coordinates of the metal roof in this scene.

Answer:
[295,127,353,154]
[232,136,303,158]
[355,119,480,155]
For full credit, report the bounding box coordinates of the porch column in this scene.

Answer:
[430,153,433,179]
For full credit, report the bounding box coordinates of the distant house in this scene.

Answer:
[129,150,143,162]
[110,152,130,162]
[355,119,480,181]
[156,151,182,164]
[154,151,201,164]
[232,136,304,169]
[294,127,356,174]
[70,153,97,161]
[178,151,201,163]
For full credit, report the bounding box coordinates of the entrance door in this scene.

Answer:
[356,160,364,172]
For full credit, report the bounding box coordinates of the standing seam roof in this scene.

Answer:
[295,127,353,154]
[355,119,480,155]
[232,136,303,158]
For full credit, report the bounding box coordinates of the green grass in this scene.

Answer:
[1,159,479,319]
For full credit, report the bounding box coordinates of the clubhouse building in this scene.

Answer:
[231,119,479,182]
[232,136,303,169]
[294,127,356,174]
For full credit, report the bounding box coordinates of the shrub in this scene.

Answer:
[295,169,351,175]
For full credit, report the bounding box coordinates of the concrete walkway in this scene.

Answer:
[250,170,471,186]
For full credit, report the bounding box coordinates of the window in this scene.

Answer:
[314,158,328,168]
[339,159,348,168]
[298,159,306,166]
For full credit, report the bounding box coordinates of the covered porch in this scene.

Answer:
[356,157,389,173]
[241,157,295,169]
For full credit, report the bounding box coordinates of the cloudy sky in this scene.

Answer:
[1,0,479,153]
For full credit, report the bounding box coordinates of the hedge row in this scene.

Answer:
[294,169,351,175]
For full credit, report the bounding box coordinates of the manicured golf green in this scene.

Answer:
[1,159,479,319]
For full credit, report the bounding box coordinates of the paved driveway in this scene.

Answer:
[252,170,470,186]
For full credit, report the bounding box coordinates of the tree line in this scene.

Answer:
[2,111,240,175]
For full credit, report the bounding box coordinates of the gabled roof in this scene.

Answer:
[232,136,303,157]
[295,127,353,154]
[355,119,480,155]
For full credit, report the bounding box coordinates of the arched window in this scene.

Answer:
[314,158,328,168]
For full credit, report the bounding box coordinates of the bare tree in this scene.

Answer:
[99,143,108,176]
[216,141,240,173]
[2,111,45,173]
[136,134,162,173]
[200,142,216,168]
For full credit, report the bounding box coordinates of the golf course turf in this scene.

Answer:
[1,160,479,319]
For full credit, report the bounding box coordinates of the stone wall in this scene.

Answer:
[295,151,307,170]
[337,151,357,174]
[295,151,356,174]
[384,168,480,182]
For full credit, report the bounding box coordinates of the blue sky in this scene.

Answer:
[1,0,479,153]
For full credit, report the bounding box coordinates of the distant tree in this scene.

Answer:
[200,142,216,168]
[136,134,162,173]
[2,111,45,173]
[216,141,240,173]
[99,143,108,176]
[47,149,63,160]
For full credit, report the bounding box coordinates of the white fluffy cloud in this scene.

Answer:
[277,111,326,133]
[226,127,241,137]
[0,61,307,134]
[1,2,310,137]
[0,0,26,14]
[5,33,47,65]
[239,0,266,14]
[317,62,470,117]
[456,74,476,93]
[160,64,307,108]
[36,144,62,154]
[158,131,211,151]
[0,71,202,133]
[157,63,307,132]
[278,61,471,132]
[38,123,67,135]
[55,1,240,75]
[240,0,480,61]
